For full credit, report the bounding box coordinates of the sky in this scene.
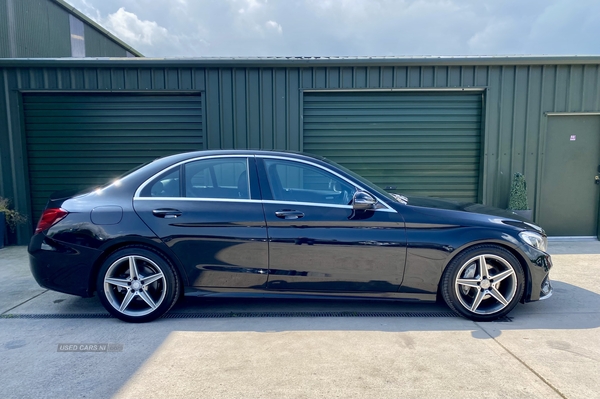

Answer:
[64,0,600,58]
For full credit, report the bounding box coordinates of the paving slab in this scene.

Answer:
[0,317,562,399]
[0,246,46,314]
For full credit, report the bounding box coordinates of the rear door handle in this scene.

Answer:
[275,210,305,220]
[152,208,182,218]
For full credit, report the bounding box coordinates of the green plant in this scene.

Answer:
[0,197,27,231]
[508,173,529,211]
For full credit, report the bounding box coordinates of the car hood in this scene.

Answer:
[404,195,533,223]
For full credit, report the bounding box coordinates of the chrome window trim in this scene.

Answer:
[258,155,397,213]
[134,154,251,199]
[133,197,396,212]
[135,197,260,203]
[134,153,397,213]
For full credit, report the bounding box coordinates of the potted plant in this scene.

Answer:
[508,172,533,220]
[0,197,27,249]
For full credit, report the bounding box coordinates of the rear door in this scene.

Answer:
[133,155,269,288]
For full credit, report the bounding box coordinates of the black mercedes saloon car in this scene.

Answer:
[29,150,552,322]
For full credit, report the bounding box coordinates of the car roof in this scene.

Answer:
[153,149,325,166]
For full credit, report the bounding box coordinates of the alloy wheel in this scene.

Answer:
[453,254,517,315]
[103,255,167,317]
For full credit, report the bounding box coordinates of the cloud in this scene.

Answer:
[265,20,283,35]
[103,7,169,46]
[63,0,600,57]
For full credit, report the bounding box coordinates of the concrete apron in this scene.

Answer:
[0,241,599,398]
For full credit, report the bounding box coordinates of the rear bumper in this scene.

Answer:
[28,233,102,297]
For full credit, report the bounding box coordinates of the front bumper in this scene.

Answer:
[520,244,553,302]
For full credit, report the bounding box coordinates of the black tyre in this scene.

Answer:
[441,245,525,321]
[96,246,180,323]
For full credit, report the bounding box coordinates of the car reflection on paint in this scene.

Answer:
[29,150,552,323]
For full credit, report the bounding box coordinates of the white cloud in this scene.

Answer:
[103,7,169,46]
[265,20,282,35]
[63,0,600,57]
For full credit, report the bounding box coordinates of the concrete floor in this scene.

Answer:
[1,242,599,399]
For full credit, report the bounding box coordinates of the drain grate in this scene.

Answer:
[1,310,458,319]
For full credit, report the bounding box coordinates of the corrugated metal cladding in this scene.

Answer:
[304,91,482,201]
[1,60,600,244]
[84,24,127,57]
[0,0,140,58]
[0,0,71,57]
[23,93,203,219]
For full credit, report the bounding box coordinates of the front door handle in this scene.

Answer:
[152,208,182,218]
[275,210,305,220]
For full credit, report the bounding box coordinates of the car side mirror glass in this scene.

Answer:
[352,191,377,210]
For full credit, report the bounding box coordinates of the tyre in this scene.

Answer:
[441,245,525,321]
[96,246,180,323]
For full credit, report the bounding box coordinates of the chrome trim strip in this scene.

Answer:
[303,88,486,93]
[134,154,252,198]
[545,112,600,116]
[134,197,260,203]
[261,200,396,212]
[133,197,395,212]
[257,155,397,213]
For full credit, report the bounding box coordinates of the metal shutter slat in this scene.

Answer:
[24,93,203,220]
[303,92,482,202]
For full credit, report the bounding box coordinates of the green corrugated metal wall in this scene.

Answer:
[1,60,600,243]
[0,0,138,58]
[84,25,127,57]
[23,93,203,219]
[0,0,71,57]
[303,91,482,201]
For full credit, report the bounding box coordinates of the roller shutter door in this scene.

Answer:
[303,91,482,202]
[23,93,203,220]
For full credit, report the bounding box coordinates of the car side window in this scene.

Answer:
[263,159,356,205]
[185,158,249,199]
[144,168,180,197]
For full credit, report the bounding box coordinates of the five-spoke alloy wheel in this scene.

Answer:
[97,247,180,322]
[441,245,525,321]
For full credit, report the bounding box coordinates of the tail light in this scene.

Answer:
[35,208,69,234]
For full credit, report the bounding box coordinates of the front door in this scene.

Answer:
[538,115,600,236]
[133,156,269,288]
[257,156,407,292]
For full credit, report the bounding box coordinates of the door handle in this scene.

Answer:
[275,210,305,220]
[152,208,182,218]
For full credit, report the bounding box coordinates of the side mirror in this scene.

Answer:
[352,191,377,210]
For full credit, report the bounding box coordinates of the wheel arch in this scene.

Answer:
[437,239,532,304]
[88,237,189,296]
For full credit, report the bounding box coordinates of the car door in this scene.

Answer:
[257,156,407,292]
[133,155,269,288]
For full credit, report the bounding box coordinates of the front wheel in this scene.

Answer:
[441,245,525,321]
[96,246,180,323]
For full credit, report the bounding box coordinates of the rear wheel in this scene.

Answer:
[96,246,179,323]
[441,245,524,321]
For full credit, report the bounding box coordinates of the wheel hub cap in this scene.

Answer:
[480,279,491,289]
[132,280,142,290]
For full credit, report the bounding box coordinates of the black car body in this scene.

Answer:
[29,150,552,322]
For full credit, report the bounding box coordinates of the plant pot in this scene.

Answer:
[512,209,533,221]
[0,212,5,249]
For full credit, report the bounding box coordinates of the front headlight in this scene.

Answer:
[519,231,548,252]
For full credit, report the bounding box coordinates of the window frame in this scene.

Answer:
[256,155,396,212]
[135,155,254,201]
